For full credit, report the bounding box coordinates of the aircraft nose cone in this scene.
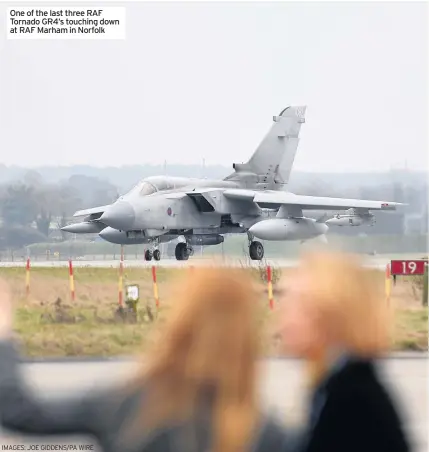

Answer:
[100,201,135,230]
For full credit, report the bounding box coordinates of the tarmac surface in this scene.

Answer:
[0,356,427,451]
[0,255,397,269]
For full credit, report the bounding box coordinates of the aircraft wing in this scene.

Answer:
[223,189,403,211]
[73,204,112,218]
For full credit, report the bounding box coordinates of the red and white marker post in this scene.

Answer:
[267,265,274,310]
[25,257,30,297]
[68,259,75,301]
[118,246,124,307]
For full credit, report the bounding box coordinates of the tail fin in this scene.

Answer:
[225,106,306,189]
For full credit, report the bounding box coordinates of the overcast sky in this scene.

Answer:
[0,1,427,172]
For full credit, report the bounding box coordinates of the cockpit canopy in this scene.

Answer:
[125,176,192,197]
[140,182,157,196]
[125,181,157,197]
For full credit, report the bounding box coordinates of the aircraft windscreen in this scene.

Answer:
[125,181,157,197]
[140,182,157,196]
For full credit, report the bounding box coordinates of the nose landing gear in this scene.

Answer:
[144,249,152,261]
[144,239,161,261]
[153,249,161,261]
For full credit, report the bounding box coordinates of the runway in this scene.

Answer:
[1,357,427,451]
[0,255,398,269]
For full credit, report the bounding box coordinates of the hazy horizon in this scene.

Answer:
[0,163,428,174]
[0,2,427,172]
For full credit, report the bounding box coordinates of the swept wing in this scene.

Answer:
[223,189,403,211]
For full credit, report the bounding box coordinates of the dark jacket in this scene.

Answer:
[301,356,411,452]
[0,340,288,452]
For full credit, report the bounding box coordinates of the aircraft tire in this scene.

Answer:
[153,249,161,261]
[144,249,153,261]
[249,241,264,260]
[175,242,188,261]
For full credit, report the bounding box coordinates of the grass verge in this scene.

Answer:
[0,266,427,357]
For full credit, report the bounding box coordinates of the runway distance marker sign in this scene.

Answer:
[390,260,428,276]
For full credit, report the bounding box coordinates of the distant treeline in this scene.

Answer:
[0,165,427,251]
[1,164,428,195]
[0,171,119,250]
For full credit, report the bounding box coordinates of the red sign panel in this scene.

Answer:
[390,260,427,276]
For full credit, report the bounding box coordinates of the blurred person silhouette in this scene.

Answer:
[277,251,411,452]
[0,267,289,452]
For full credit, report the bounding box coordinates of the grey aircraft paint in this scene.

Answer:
[62,106,403,261]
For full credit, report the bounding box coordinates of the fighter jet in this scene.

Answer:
[62,106,403,261]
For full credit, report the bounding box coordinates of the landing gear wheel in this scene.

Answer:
[144,249,153,261]
[153,249,161,261]
[175,242,189,261]
[249,241,264,261]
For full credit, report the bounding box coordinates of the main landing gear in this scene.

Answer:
[175,241,194,261]
[171,234,263,262]
[248,232,264,261]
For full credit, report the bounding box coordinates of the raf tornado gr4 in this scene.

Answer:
[62,106,403,261]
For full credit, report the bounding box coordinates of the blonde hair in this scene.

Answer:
[296,251,392,384]
[129,266,261,452]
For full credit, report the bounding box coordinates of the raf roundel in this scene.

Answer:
[167,207,172,216]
